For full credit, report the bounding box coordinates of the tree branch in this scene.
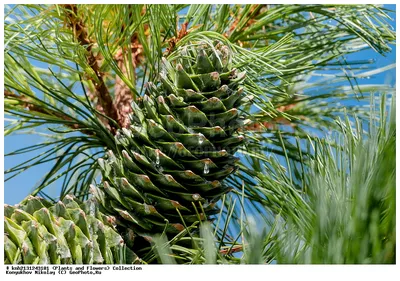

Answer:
[4,90,94,135]
[62,4,120,134]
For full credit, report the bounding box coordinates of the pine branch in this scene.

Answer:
[62,4,120,133]
[4,89,94,135]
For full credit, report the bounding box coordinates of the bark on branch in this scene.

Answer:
[5,90,94,135]
[62,4,120,134]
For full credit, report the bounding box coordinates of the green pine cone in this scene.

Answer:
[4,195,138,264]
[93,41,247,255]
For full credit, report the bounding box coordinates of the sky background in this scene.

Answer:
[4,4,396,205]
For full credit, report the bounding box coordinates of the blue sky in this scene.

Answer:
[4,5,396,205]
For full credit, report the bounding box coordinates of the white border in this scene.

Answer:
[1,2,398,281]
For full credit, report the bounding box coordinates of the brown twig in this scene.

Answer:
[219,245,243,255]
[5,90,94,135]
[242,101,300,132]
[62,4,120,134]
